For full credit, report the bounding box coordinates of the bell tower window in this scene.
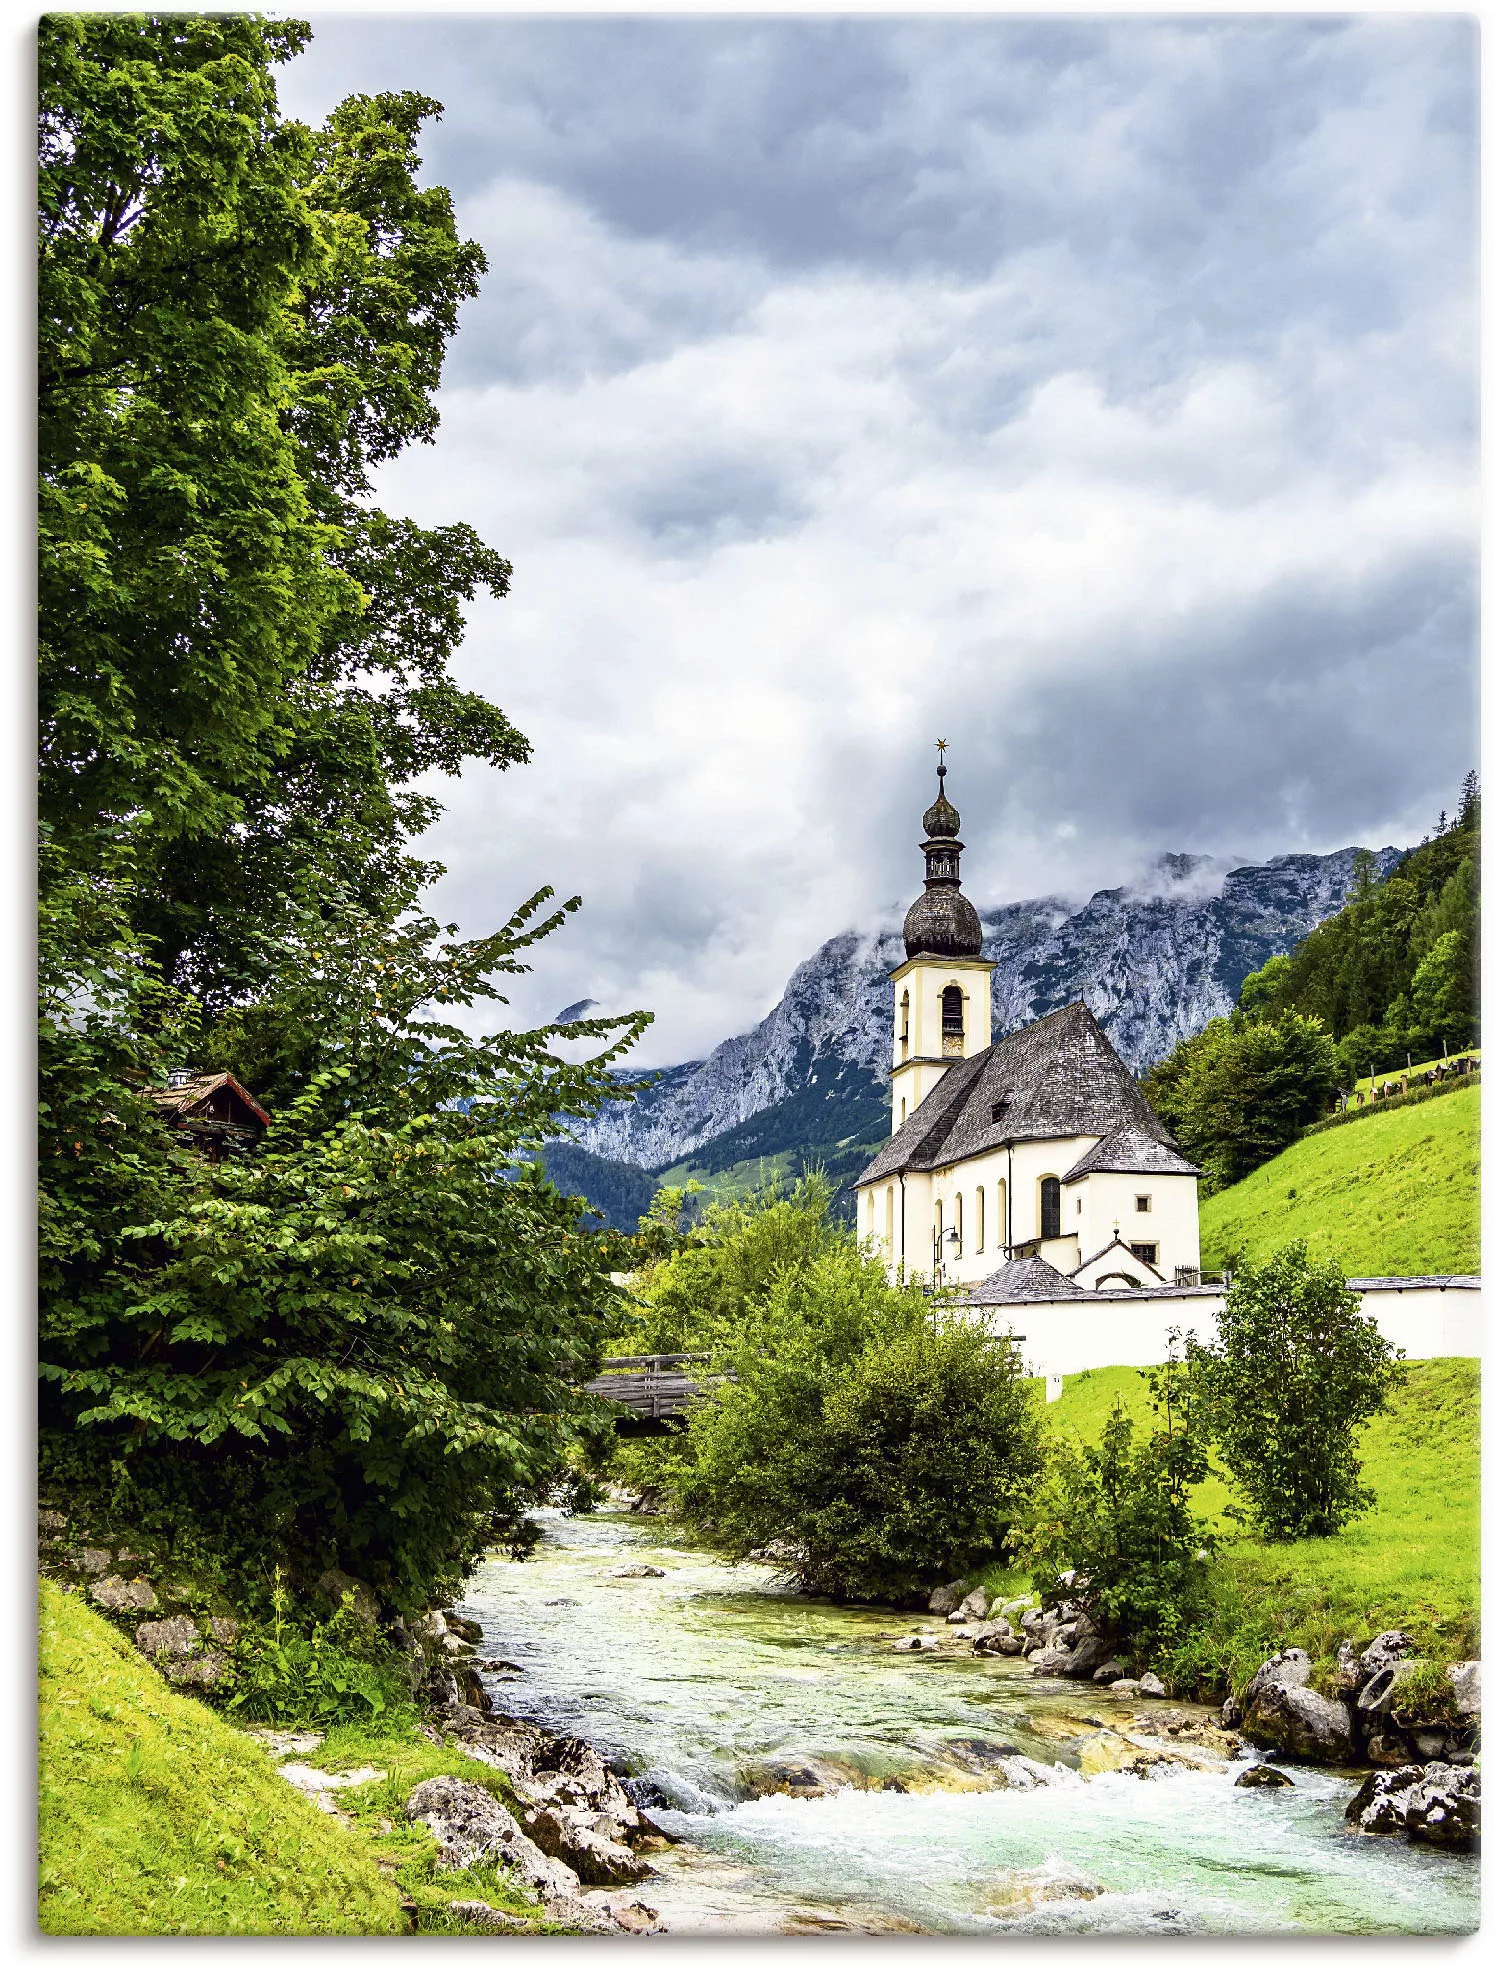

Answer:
[899,989,910,1060]
[941,985,965,1057]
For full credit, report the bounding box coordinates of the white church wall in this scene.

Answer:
[962,1278,1482,1377]
[1068,1170,1201,1279]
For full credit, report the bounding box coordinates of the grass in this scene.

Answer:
[38,1580,406,1936]
[1198,1081,1478,1277]
[38,1582,589,1937]
[976,1357,1479,1698]
[657,1149,798,1203]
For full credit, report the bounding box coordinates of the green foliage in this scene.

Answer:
[616,1180,1042,1600]
[1276,784,1479,1076]
[1199,1082,1478,1277]
[1014,1351,1213,1654]
[1192,1243,1404,1540]
[220,1587,413,1729]
[1142,1005,1339,1190]
[541,1140,660,1235]
[1040,1359,1479,1699]
[37,15,649,1615]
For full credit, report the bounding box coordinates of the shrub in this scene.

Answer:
[1014,1354,1213,1655]
[220,1594,414,1729]
[1191,1242,1404,1539]
[658,1199,1042,1600]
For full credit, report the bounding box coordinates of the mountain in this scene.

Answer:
[552,844,1401,1225]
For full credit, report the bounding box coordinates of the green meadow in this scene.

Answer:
[1024,1355,1480,1694]
[1198,1082,1479,1278]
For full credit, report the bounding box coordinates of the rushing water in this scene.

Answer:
[457,1512,1478,1936]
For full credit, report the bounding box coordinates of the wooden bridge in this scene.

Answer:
[584,1352,735,1430]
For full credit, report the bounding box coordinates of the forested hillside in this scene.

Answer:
[1142,778,1479,1196]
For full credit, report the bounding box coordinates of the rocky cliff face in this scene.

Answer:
[571,845,1400,1175]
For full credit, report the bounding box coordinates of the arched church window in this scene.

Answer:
[899,990,910,1059]
[997,1177,1007,1250]
[1040,1176,1061,1242]
[975,1185,985,1253]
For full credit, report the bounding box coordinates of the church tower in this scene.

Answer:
[889,749,995,1131]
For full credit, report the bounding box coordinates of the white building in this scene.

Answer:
[855,760,1202,1291]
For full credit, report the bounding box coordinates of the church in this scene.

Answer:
[855,757,1202,1295]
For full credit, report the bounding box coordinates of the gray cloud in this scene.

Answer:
[277,15,1477,1065]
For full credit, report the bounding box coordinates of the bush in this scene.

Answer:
[1191,1242,1404,1540]
[644,1186,1042,1601]
[219,1592,414,1730]
[1014,1357,1213,1655]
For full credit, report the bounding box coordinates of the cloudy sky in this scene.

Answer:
[279,12,1477,1067]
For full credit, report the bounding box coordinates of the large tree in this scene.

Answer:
[38,13,645,1610]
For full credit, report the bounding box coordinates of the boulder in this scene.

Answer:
[1220,1696,1244,1730]
[75,1547,113,1577]
[1331,1639,1365,1698]
[446,1613,484,1643]
[945,1609,971,1625]
[972,1630,1025,1657]
[412,1610,448,1642]
[1357,1660,1418,1717]
[523,1805,655,1885]
[1244,1680,1355,1765]
[958,1586,992,1622]
[1027,1644,1072,1676]
[1242,1648,1312,1709]
[1404,1767,1480,1851]
[927,1580,970,1616]
[607,1564,666,1579]
[1358,1630,1414,1680]
[998,1595,1037,1622]
[89,1575,159,1614]
[1447,1660,1480,1717]
[892,1634,938,1652]
[406,1776,580,1902]
[1367,1732,1415,1767]
[317,1567,380,1622]
[445,1901,529,1932]
[1137,1672,1168,1699]
[1235,1764,1294,1790]
[1108,1679,1141,1697]
[37,1508,68,1535]
[1347,1762,1479,1850]
[1092,1661,1127,1686]
[134,1615,229,1687]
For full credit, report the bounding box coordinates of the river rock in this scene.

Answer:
[958,1587,992,1622]
[317,1567,380,1622]
[1243,1680,1355,1765]
[1108,1679,1140,1697]
[1446,1660,1480,1717]
[523,1804,655,1885]
[893,1633,939,1652]
[1357,1660,1418,1717]
[1346,1762,1480,1850]
[38,1507,68,1536]
[1358,1630,1414,1680]
[1235,1764,1294,1789]
[407,1776,580,1901]
[1220,1696,1243,1729]
[973,1630,1025,1657]
[927,1580,970,1616]
[1092,1661,1126,1686]
[1242,1648,1312,1708]
[444,1900,529,1932]
[1027,1644,1072,1676]
[413,1610,448,1642]
[1366,1732,1415,1767]
[945,1608,971,1624]
[987,1858,1103,1915]
[74,1547,113,1577]
[1137,1672,1168,1699]
[90,1575,159,1614]
[608,1563,666,1579]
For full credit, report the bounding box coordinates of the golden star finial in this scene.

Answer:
[935,738,947,755]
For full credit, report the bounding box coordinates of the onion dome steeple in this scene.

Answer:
[902,743,984,960]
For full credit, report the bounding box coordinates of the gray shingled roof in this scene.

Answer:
[965,1256,1085,1303]
[1063,1121,1200,1182]
[858,1001,1178,1184]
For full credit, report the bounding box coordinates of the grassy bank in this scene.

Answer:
[1007,1356,1479,1696]
[37,1582,578,1937]
[1198,1081,1478,1276]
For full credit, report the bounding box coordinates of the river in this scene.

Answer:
[456,1511,1477,1936]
